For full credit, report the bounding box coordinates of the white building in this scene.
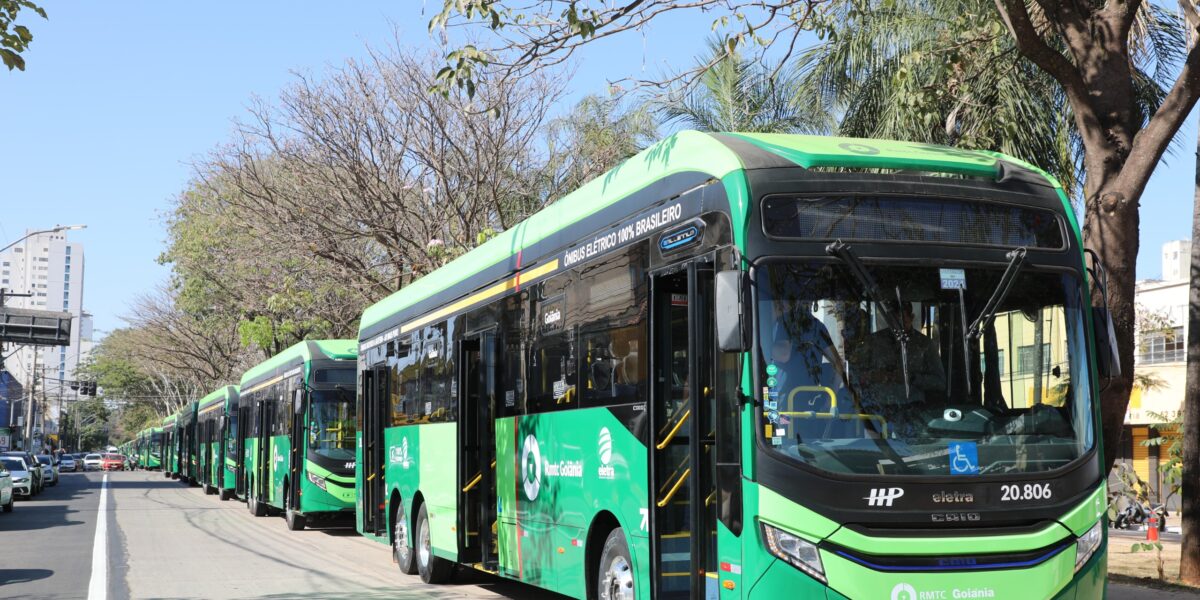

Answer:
[1121,239,1190,504]
[0,229,89,439]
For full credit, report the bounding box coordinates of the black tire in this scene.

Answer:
[393,501,417,575]
[597,528,635,600]
[2,496,12,512]
[249,493,267,517]
[219,488,231,502]
[415,503,452,584]
[284,485,306,531]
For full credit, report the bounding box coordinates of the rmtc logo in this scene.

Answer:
[864,487,905,507]
[597,427,614,480]
[521,435,542,501]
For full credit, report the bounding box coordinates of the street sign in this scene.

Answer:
[0,306,72,346]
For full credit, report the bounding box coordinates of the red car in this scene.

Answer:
[100,454,125,471]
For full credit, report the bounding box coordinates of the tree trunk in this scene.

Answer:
[1179,131,1200,585]
[1083,177,1140,474]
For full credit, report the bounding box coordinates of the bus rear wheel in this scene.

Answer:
[393,502,417,575]
[219,488,231,501]
[249,494,267,517]
[597,528,635,600]
[416,503,452,584]
[285,486,306,531]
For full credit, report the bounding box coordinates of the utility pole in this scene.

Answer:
[23,352,36,452]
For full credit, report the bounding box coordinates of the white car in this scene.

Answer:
[1,456,30,500]
[0,459,11,511]
[83,454,103,471]
[35,455,57,486]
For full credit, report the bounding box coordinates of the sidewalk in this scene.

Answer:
[1107,532,1200,596]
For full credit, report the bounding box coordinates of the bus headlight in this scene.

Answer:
[761,522,825,583]
[1074,521,1103,572]
[307,471,327,491]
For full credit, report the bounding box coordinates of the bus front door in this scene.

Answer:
[254,396,273,509]
[651,263,718,600]
[235,403,249,499]
[361,365,388,536]
[459,331,498,570]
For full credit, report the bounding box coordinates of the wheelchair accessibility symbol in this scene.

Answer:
[949,442,979,475]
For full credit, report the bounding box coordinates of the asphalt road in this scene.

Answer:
[0,469,1194,599]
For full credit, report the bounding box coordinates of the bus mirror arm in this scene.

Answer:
[716,270,749,353]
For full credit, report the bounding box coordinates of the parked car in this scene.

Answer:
[1,456,32,499]
[34,455,58,486]
[57,455,78,473]
[100,454,125,471]
[83,453,103,471]
[2,451,42,494]
[0,459,12,511]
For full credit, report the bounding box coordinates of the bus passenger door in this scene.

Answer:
[361,365,389,536]
[255,396,273,506]
[651,262,719,600]
[289,386,305,513]
[459,331,498,570]
[235,403,249,498]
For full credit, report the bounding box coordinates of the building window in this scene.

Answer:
[65,247,71,255]
[64,265,70,273]
[1016,344,1051,373]
[1140,326,1186,364]
[64,274,69,282]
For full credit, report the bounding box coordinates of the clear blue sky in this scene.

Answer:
[0,2,1194,338]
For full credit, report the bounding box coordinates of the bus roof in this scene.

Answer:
[198,385,239,411]
[239,339,357,389]
[358,132,1064,339]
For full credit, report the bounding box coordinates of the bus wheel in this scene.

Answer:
[598,528,635,600]
[393,502,417,575]
[416,503,451,584]
[249,495,266,517]
[285,486,306,531]
[219,488,231,502]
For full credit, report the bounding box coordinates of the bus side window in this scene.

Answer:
[422,322,455,423]
[497,291,528,417]
[579,244,648,408]
[528,276,576,413]
[390,337,419,425]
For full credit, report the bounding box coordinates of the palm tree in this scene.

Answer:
[657,38,833,134]
[791,0,1184,198]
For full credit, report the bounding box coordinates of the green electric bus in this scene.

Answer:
[162,413,179,478]
[178,400,200,484]
[354,132,1118,599]
[197,386,239,500]
[239,340,358,530]
[136,427,163,470]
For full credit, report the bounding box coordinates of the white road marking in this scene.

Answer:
[87,473,109,600]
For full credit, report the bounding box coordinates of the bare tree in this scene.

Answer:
[202,45,566,296]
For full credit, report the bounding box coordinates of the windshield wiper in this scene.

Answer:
[966,247,1027,340]
[825,240,911,398]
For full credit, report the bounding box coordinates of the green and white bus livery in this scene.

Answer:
[177,399,200,484]
[162,413,179,479]
[197,385,239,500]
[355,132,1117,599]
[239,339,358,530]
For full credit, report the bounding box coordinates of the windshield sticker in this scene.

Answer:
[939,268,967,290]
[949,442,980,475]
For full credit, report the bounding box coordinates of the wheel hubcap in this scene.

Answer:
[418,518,431,567]
[395,511,410,562]
[602,556,634,600]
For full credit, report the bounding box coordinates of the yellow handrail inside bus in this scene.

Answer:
[655,409,691,450]
[656,468,691,508]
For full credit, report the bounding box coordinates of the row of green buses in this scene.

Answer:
[136,132,1120,599]
[154,340,358,529]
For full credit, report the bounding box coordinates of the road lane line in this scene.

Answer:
[87,473,109,600]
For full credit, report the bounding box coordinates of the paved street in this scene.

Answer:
[0,469,1192,599]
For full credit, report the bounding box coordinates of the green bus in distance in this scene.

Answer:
[239,340,358,530]
[161,413,179,479]
[196,385,239,500]
[354,132,1116,599]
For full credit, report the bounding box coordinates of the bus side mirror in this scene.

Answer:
[293,389,305,415]
[716,270,749,353]
[1093,305,1122,379]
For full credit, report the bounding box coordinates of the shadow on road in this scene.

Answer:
[0,568,54,585]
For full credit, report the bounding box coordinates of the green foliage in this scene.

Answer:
[0,0,45,71]
[1132,542,1165,553]
[59,398,110,453]
[658,37,832,135]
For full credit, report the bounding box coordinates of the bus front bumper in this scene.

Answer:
[748,543,1106,600]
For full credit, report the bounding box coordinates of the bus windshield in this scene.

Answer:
[756,261,1094,477]
[309,389,355,461]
